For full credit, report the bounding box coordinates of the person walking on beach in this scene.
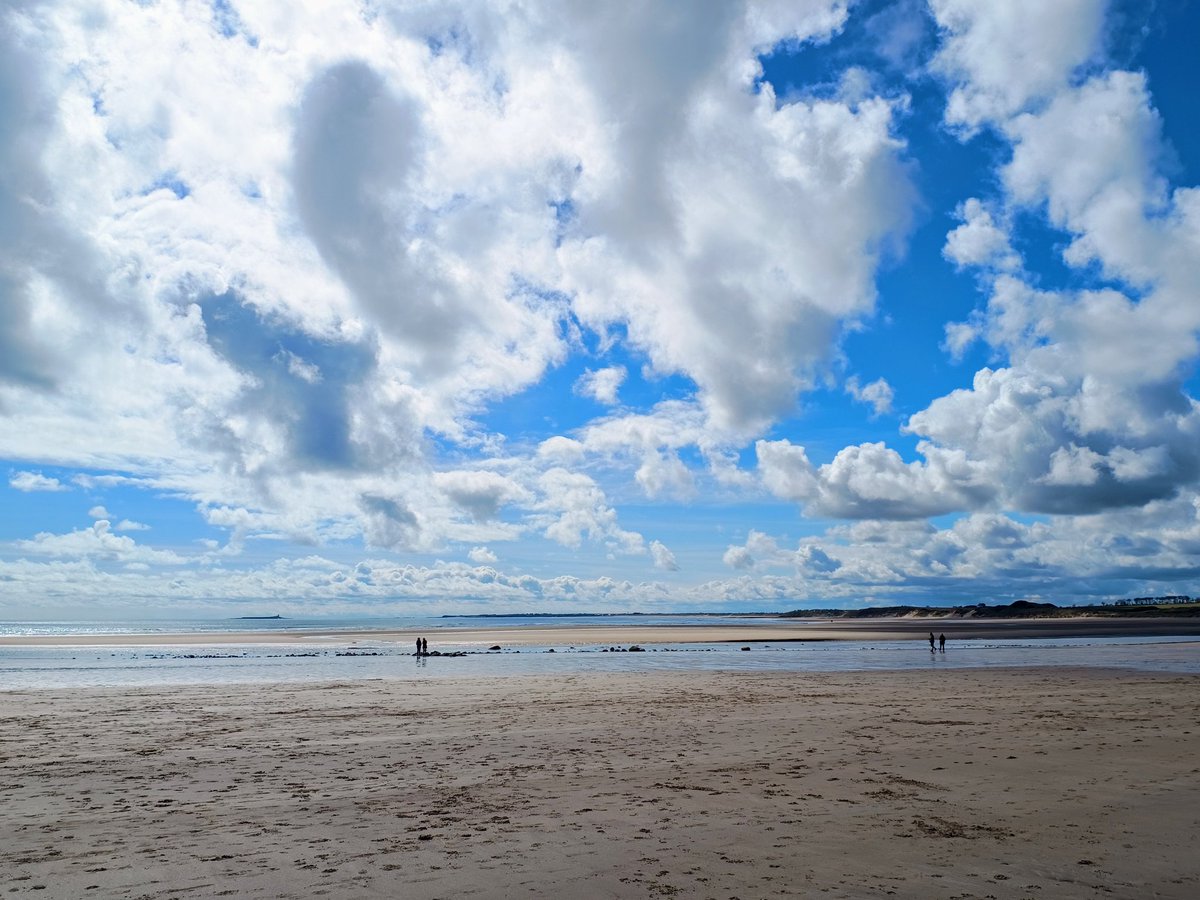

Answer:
[929,632,936,653]
[939,633,946,653]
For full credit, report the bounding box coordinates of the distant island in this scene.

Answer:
[235,615,284,620]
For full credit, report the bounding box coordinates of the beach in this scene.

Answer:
[4,615,1200,647]
[3,666,1198,898]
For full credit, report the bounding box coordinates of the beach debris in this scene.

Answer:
[740,646,751,651]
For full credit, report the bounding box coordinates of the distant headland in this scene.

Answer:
[778,597,1200,619]
[447,597,1200,621]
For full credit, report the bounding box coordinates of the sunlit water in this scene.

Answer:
[1,631,1197,690]
[0,614,778,638]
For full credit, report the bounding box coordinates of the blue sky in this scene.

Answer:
[2,0,1199,618]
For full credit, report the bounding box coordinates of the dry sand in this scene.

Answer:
[3,668,1199,898]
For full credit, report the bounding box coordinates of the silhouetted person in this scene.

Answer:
[416,637,422,656]
[929,632,936,653]
[939,633,946,653]
[421,637,428,655]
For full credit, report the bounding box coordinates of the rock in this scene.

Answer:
[628,645,645,652]
[488,645,502,651]
[740,646,751,651]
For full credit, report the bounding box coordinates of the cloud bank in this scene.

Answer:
[1,0,1198,614]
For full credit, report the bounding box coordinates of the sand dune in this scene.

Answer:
[2,667,1198,898]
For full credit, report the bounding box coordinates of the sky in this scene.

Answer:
[2,0,1200,619]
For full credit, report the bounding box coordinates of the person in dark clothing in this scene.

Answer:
[421,637,428,655]
[939,633,946,652]
[416,637,423,656]
[928,632,936,653]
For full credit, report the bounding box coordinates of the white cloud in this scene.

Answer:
[17,520,185,565]
[467,545,497,564]
[905,64,1200,520]
[757,438,992,520]
[635,451,696,500]
[2,0,1198,614]
[1003,71,1174,286]
[9,471,69,492]
[722,530,841,575]
[929,0,1107,130]
[434,470,531,522]
[649,540,679,572]
[723,544,755,570]
[562,83,913,434]
[941,320,979,362]
[0,0,915,563]
[534,468,644,555]
[574,366,626,406]
[844,375,894,417]
[1041,444,1103,487]
[943,198,1017,270]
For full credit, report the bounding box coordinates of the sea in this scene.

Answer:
[1,615,1198,690]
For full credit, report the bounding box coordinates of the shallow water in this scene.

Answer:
[1,634,1196,690]
[0,613,778,639]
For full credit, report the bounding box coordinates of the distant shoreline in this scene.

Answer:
[449,599,1200,621]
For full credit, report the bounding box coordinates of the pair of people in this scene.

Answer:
[415,637,428,655]
[928,632,946,652]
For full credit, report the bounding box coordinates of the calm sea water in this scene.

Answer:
[0,615,1196,689]
[0,614,776,638]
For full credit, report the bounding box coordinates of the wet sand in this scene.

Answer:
[2,667,1198,898]
[3,615,1199,647]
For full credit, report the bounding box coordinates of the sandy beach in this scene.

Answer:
[3,667,1198,898]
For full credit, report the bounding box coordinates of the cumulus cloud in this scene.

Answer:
[649,540,678,571]
[844,375,894,417]
[2,0,1199,613]
[942,198,1017,270]
[534,468,644,555]
[757,438,992,520]
[800,6,1200,534]
[907,64,1200,520]
[929,0,1107,130]
[941,320,979,362]
[17,520,185,565]
[0,0,919,565]
[10,471,68,492]
[723,544,755,570]
[434,470,531,522]
[722,530,841,575]
[574,366,626,406]
[468,545,497,564]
